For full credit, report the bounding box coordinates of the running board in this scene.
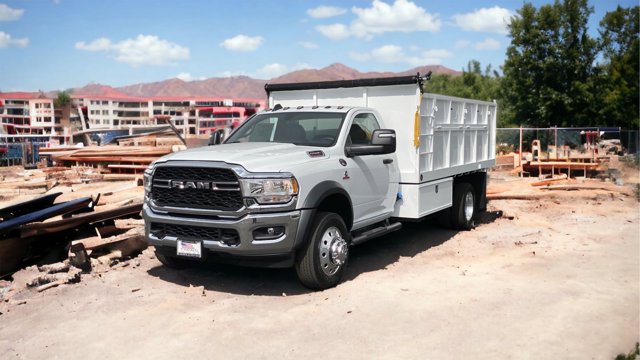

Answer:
[351,221,402,246]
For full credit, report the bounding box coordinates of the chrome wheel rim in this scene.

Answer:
[464,191,474,222]
[319,226,347,276]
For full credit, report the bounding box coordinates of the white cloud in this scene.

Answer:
[298,41,319,49]
[222,62,312,79]
[351,0,441,38]
[475,38,501,50]
[349,51,371,62]
[176,72,206,81]
[0,4,24,21]
[252,63,312,79]
[350,44,451,66]
[316,24,350,40]
[220,34,263,52]
[419,49,453,64]
[75,35,190,66]
[219,70,249,77]
[316,0,440,40]
[455,40,471,49]
[292,63,312,71]
[255,63,289,78]
[307,6,347,18]
[75,37,111,51]
[0,31,29,48]
[371,44,405,63]
[453,6,513,34]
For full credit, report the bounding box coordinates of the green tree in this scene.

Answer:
[596,5,639,129]
[502,0,598,127]
[54,90,72,108]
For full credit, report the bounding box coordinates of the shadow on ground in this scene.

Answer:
[146,212,504,296]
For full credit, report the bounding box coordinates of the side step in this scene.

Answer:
[351,221,402,246]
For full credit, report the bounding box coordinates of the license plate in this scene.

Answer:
[176,240,202,258]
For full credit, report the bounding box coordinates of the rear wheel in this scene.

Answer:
[451,182,475,230]
[438,182,476,230]
[295,212,350,290]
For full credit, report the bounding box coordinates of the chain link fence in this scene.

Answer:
[497,127,639,155]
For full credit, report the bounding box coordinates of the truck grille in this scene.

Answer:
[151,223,240,245]
[151,166,243,211]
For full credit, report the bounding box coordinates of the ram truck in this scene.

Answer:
[143,75,497,289]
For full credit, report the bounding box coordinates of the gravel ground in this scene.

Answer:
[0,173,638,359]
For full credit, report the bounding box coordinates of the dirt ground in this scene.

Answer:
[0,169,638,359]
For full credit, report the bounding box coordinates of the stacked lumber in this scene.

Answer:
[47,145,176,174]
[117,135,183,147]
[0,169,58,196]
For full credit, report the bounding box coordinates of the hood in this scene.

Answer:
[155,142,329,172]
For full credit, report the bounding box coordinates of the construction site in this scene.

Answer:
[0,123,638,359]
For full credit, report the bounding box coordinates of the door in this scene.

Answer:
[343,112,397,229]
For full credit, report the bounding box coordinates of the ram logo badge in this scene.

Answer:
[171,181,213,190]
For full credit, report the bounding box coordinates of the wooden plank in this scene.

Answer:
[540,184,620,191]
[102,174,139,181]
[72,227,144,251]
[530,174,568,187]
[56,156,159,163]
[107,164,149,170]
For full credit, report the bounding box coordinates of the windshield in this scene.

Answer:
[225,111,346,147]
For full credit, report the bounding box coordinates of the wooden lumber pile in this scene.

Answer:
[117,135,183,147]
[49,145,174,174]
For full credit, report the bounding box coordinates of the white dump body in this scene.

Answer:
[268,82,496,219]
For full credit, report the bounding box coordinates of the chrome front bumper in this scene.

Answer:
[143,204,310,257]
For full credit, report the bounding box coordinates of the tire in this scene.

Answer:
[155,249,193,269]
[449,182,476,230]
[295,212,350,290]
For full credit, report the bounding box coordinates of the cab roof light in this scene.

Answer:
[324,106,331,108]
[312,106,319,109]
[297,106,304,109]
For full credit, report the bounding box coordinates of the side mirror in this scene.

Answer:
[208,129,225,146]
[345,129,396,157]
[371,129,396,153]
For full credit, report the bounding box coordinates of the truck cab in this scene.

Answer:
[143,75,496,289]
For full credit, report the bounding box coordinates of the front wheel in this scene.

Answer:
[295,212,350,290]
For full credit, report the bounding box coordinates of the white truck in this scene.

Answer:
[143,75,497,289]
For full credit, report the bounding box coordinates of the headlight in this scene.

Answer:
[143,166,154,193]
[240,177,299,204]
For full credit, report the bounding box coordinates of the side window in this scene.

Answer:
[349,113,380,145]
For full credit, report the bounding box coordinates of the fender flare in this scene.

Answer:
[294,181,354,251]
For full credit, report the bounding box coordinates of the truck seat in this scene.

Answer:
[349,124,368,144]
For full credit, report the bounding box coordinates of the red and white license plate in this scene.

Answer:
[176,240,202,258]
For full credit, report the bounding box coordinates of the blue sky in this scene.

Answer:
[0,0,635,91]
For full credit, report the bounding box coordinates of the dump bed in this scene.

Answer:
[266,76,497,185]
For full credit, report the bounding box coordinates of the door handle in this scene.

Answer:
[383,158,393,164]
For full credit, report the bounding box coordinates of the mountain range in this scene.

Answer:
[72,63,461,99]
